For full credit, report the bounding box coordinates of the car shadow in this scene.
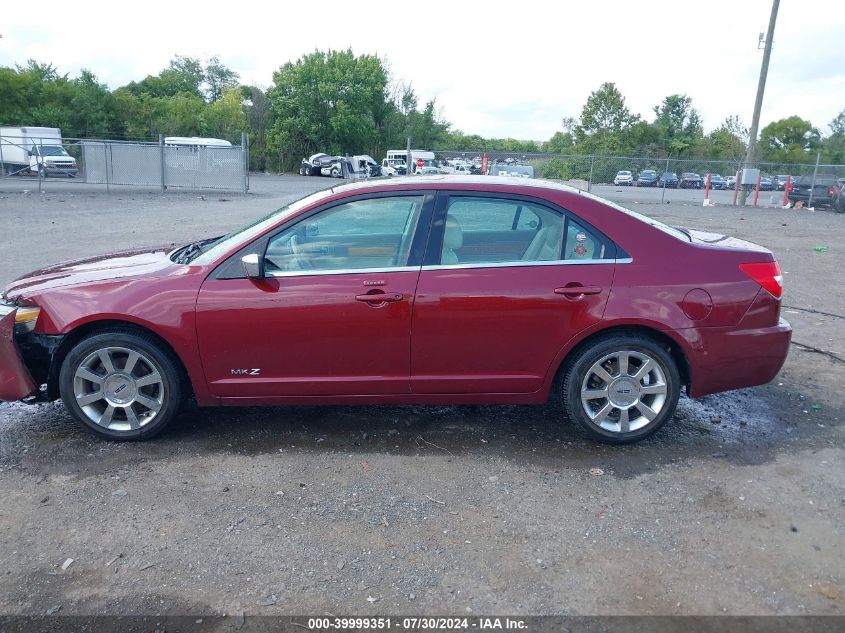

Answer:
[2,381,835,480]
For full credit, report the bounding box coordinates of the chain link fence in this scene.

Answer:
[439,150,844,203]
[0,132,250,193]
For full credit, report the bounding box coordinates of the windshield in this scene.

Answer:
[40,146,68,156]
[191,187,336,266]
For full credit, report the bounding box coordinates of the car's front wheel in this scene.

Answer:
[561,335,680,444]
[59,330,183,440]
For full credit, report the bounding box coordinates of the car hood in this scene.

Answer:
[3,247,177,300]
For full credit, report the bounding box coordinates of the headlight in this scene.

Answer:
[0,304,41,332]
[15,306,41,330]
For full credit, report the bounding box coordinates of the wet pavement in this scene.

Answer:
[0,176,843,616]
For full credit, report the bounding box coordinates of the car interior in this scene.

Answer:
[263,194,606,273]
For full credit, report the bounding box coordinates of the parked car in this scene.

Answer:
[758,175,774,191]
[708,174,726,190]
[724,175,737,190]
[300,153,337,177]
[488,164,534,178]
[636,170,658,187]
[788,174,841,207]
[775,175,793,191]
[658,172,679,188]
[0,177,791,445]
[679,173,703,189]
[613,170,634,186]
[382,157,407,176]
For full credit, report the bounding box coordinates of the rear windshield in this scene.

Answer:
[591,197,691,242]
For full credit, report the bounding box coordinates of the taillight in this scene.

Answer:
[740,261,783,298]
[829,186,838,197]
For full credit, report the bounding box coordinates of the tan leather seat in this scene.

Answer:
[522,224,563,261]
[442,216,463,264]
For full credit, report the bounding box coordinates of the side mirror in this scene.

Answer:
[241,253,264,279]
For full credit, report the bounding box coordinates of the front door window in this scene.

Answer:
[265,195,426,273]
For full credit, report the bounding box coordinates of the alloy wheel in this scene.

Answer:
[580,350,668,434]
[72,346,165,432]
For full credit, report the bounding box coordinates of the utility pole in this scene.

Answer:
[739,0,779,206]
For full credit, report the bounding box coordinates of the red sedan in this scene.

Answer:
[0,177,791,443]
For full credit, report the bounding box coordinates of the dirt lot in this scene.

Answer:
[0,175,843,619]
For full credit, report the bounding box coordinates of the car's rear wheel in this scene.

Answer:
[59,330,182,440]
[561,335,680,444]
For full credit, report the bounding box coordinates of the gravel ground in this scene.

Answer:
[0,175,843,618]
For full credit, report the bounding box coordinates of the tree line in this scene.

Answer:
[1,52,843,172]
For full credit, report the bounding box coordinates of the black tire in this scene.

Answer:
[560,334,680,444]
[58,329,183,441]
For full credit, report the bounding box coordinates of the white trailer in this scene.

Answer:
[0,126,78,177]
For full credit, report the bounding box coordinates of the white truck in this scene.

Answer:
[384,149,437,175]
[0,127,78,177]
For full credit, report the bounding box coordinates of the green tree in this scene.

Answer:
[625,121,662,156]
[543,131,574,153]
[266,49,390,169]
[0,66,35,124]
[653,94,702,156]
[823,109,845,164]
[574,83,639,154]
[203,86,247,140]
[242,85,272,170]
[204,56,239,103]
[759,116,821,163]
[68,70,115,137]
[124,55,204,100]
[698,115,747,164]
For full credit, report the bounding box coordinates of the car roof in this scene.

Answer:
[329,175,584,196]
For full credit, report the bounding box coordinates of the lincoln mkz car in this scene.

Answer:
[0,177,791,444]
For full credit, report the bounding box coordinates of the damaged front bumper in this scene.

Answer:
[0,307,38,401]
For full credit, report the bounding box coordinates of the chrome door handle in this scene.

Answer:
[554,286,603,296]
[355,292,403,303]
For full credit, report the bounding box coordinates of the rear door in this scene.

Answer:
[410,192,616,395]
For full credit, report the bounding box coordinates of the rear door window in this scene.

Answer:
[440,196,563,265]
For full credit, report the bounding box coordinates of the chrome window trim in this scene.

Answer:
[266,265,421,278]
[262,258,631,278]
[420,258,629,272]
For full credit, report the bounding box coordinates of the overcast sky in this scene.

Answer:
[1,1,843,141]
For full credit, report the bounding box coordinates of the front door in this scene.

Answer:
[196,193,432,398]
[411,193,615,395]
